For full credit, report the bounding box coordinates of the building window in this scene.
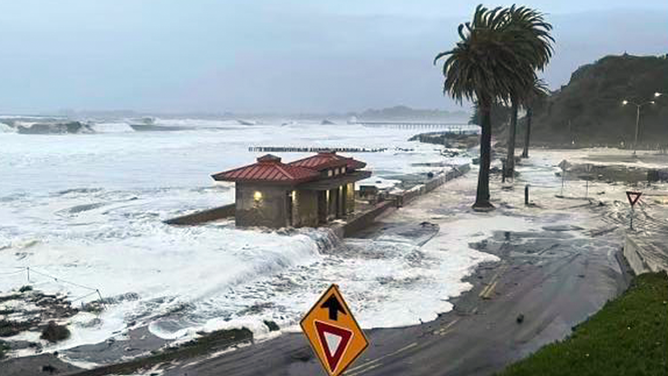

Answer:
[328,170,333,177]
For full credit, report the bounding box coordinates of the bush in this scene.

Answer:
[40,321,70,343]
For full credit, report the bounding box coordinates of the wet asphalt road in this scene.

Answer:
[157,209,632,376]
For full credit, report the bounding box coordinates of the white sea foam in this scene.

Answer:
[91,122,135,133]
[0,120,499,353]
[0,122,15,133]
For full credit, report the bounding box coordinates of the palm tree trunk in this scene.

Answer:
[505,100,519,179]
[521,107,533,158]
[473,103,494,211]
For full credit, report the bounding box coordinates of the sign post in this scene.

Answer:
[626,191,642,230]
[558,160,572,197]
[584,164,593,199]
[301,284,369,376]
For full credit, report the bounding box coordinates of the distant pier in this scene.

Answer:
[248,146,389,153]
[353,121,479,133]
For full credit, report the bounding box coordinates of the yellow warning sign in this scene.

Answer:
[300,284,369,376]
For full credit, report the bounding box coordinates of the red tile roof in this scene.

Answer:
[212,154,320,184]
[289,151,366,171]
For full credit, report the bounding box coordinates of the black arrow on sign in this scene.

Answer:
[321,294,346,321]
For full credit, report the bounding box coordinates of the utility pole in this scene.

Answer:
[622,99,656,156]
[634,105,640,155]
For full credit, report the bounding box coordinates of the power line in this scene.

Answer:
[28,267,98,291]
[0,270,25,276]
[70,290,101,303]
[1,267,105,304]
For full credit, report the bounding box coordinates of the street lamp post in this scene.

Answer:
[622,99,655,155]
[656,93,668,154]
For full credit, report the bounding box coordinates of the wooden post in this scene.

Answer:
[561,171,565,196]
[502,160,506,183]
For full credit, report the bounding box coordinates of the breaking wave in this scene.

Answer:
[0,123,16,133]
[91,122,135,133]
[56,188,105,196]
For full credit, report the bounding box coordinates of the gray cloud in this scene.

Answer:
[0,1,666,114]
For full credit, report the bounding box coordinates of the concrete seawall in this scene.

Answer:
[164,204,235,225]
[392,164,471,208]
[164,164,471,232]
[336,201,396,238]
[337,163,470,237]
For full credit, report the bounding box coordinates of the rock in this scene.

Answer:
[6,340,34,350]
[263,320,280,332]
[40,321,70,343]
[19,285,33,293]
[291,349,313,362]
[41,365,58,374]
[0,319,32,337]
[77,317,102,329]
[321,119,336,125]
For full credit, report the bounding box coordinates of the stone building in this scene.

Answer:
[212,152,371,228]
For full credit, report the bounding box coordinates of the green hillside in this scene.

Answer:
[530,54,668,147]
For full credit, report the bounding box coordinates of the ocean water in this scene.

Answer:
[0,119,493,353]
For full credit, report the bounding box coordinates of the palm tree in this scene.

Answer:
[503,6,554,178]
[469,101,512,133]
[521,79,549,158]
[434,5,536,211]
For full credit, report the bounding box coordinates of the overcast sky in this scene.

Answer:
[0,1,667,114]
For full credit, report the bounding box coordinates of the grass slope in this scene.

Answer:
[499,272,668,376]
